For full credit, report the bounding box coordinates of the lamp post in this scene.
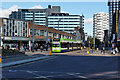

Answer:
[45,17,49,51]
[46,17,48,45]
[32,11,35,52]
[58,19,61,39]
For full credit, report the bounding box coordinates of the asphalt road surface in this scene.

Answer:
[2,52,119,80]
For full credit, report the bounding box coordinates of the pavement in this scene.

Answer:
[2,49,119,68]
[52,49,119,57]
[2,50,53,68]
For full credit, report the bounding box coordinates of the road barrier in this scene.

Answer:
[81,47,83,50]
[97,48,99,51]
[87,50,89,54]
[49,50,52,56]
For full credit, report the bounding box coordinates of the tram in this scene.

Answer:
[52,38,82,52]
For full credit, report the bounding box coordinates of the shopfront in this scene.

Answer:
[3,37,30,50]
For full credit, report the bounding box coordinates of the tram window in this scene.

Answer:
[73,43,77,47]
[69,44,71,47]
[73,43,75,47]
[61,43,67,48]
[53,44,59,47]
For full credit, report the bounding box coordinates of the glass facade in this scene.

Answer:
[108,0,120,35]
[9,5,61,26]
[48,15,84,33]
[3,18,28,37]
[9,9,48,26]
[118,12,120,39]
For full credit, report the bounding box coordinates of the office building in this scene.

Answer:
[9,5,61,26]
[93,12,109,42]
[0,18,30,49]
[112,10,120,43]
[116,10,120,40]
[0,18,74,50]
[48,13,84,33]
[9,5,84,36]
[108,0,120,36]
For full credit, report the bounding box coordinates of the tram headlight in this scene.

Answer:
[56,48,60,50]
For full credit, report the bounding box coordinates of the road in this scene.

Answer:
[2,51,119,80]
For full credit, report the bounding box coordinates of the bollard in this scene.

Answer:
[87,50,89,54]
[81,47,83,50]
[49,50,52,56]
[97,48,99,52]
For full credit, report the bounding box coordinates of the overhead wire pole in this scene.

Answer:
[46,17,48,45]
[32,11,35,52]
[58,19,61,39]
[58,19,59,39]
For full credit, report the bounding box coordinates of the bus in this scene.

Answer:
[52,38,82,52]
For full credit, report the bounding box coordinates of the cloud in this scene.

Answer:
[30,5,43,9]
[0,5,18,18]
[84,18,93,24]
[61,11,69,13]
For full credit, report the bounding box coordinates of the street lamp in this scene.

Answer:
[58,19,61,39]
[46,17,48,45]
[32,11,35,52]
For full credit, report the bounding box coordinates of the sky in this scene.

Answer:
[0,2,109,36]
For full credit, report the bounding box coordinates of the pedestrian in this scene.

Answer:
[101,46,105,54]
[24,45,26,51]
[115,47,119,54]
[27,45,29,51]
[111,48,115,55]
[40,45,43,52]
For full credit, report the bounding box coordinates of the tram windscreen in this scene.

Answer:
[53,44,59,47]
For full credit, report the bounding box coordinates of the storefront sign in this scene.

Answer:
[4,37,30,41]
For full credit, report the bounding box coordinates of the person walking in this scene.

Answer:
[27,45,29,51]
[101,46,105,54]
[115,47,119,54]
[40,45,43,52]
[24,45,26,51]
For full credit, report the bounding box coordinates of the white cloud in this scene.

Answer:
[30,5,43,9]
[84,18,93,24]
[0,5,18,18]
[61,11,69,13]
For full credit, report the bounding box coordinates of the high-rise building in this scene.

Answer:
[93,12,109,42]
[116,10,120,39]
[108,0,120,36]
[9,5,84,35]
[9,5,61,26]
[48,13,84,33]
[112,10,120,43]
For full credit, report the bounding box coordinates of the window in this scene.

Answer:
[40,11,43,13]
[40,30,44,36]
[30,29,32,35]
[61,43,68,48]
[36,30,40,36]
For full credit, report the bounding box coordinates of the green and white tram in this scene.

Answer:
[52,38,82,52]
